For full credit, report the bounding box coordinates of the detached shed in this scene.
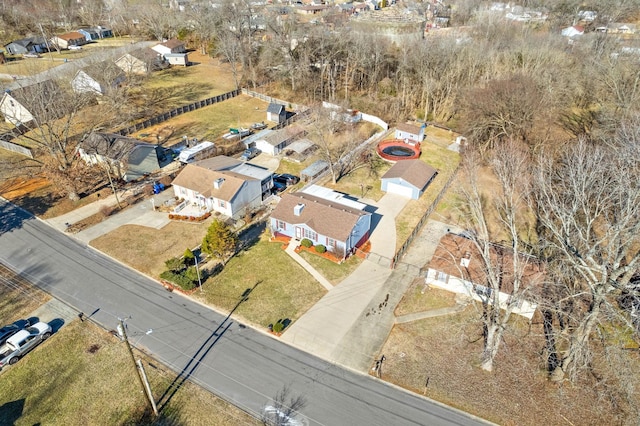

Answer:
[380,159,437,199]
[267,103,286,123]
[301,160,329,183]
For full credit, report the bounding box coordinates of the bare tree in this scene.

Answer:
[456,143,541,372]
[532,135,640,382]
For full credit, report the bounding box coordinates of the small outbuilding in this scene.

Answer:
[267,103,286,123]
[380,159,437,199]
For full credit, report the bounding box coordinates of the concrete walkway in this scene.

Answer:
[282,217,463,372]
[285,239,333,291]
[45,188,175,244]
[281,193,409,365]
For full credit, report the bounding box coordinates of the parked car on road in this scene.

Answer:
[240,147,260,161]
[262,405,307,426]
[0,321,52,369]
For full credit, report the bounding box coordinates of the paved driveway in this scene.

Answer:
[280,193,410,365]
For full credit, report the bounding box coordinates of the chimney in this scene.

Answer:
[293,203,305,216]
[460,251,471,268]
[213,178,224,189]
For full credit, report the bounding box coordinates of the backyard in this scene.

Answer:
[378,284,640,425]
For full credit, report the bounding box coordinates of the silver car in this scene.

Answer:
[0,322,52,368]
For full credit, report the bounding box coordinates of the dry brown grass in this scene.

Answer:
[90,220,212,277]
[379,307,639,425]
[132,94,270,145]
[0,318,260,425]
[394,279,457,316]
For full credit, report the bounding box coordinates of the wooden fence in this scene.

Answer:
[391,164,461,268]
[116,89,241,136]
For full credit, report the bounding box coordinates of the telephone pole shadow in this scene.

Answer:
[157,281,261,411]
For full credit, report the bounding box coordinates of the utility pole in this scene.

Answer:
[118,318,157,416]
[38,23,54,62]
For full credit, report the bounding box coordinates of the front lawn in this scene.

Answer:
[297,250,363,285]
[91,220,212,277]
[198,234,327,328]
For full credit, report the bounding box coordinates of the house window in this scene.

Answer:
[327,238,336,248]
[436,271,448,283]
[277,220,286,230]
[219,200,226,208]
[303,229,317,241]
[474,284,492,298]
[179,187,187,196]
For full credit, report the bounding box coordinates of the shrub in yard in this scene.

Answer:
[165,256,186,272]
[272,321,284,333]
[315,244,326,253]
[183,248,195,265]
[159,271,196,291]
[301,238,313,248]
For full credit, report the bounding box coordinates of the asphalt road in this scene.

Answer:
[0,199,488,426]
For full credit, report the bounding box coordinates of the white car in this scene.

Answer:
[68,45,83,50]
[0,321,52,369]
[262,405,307,426]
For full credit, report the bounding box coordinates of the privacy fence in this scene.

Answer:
[116,89,241,137]
[391,164,461,269]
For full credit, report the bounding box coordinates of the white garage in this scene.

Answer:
[380,160,437,200]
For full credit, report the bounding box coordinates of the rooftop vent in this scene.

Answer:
[213,177,224,189]
[294,203,305,216]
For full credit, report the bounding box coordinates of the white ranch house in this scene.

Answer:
[425,233,542,319]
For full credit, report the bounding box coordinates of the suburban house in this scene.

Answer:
[71,62,126,96]
[50,32,87,49]
[395,122,425,143]
[77,26,113,41]
[152,39,186,56]
[0,80,63,126]
[255,125,305,156]
[4,37,49,55]
[194,155,274,198]
[267,103,286,123]
[380,159,437,199]
[425,233,542,319]
[270,186,372,259]
[561,25,584,38]
[115,48,167,75]
[171,158,263,219]
[164,53,189,66]
[78,132,173,181]
[150,39,190,66]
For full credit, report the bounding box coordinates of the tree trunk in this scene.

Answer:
[481,320,501,372]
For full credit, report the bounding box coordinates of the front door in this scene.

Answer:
[295,227,302,240]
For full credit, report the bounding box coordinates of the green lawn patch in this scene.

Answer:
[297,250,363,285]
[199,234,327,328]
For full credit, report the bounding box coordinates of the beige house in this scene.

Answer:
[115,48,167,75]
[51,31,87,49]
[171,159,263,218]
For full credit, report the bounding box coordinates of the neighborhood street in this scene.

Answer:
[0,199,488,425]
